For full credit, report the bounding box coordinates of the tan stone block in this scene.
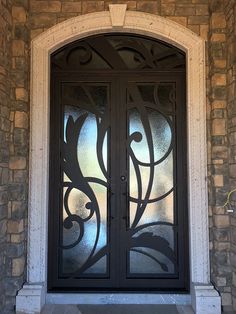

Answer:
[15,111,28,129]
[167,16,187,27]
[9,157,26,170]
[175,5,195,16]
[188,15,208,25]
[31,1,61,13]
[82,1,104,14]
[12,6,27,23]
[213,174,224,187]
[200,24,209,40]
[212,100,226,109]
[196,4,208,15]
[15,88,28,101]
[7,219,24,233]
[212,206,225,214]
[31,13,57,28]
[214,215,229,228]
[137,1,159,13]
[214,59,226,69]
[212,73,226,86]
[211,13,226,29]
[161,3,175,15]
[62,2,81,13]
[212,159,224,165]
[215,242,230,251]
[12,256,25,276]
[212,119,226,135]
[211,33,226,42]
[12,40,25,57]
[11,232,25,243]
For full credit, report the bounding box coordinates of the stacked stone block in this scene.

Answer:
[0,1,13,312]
[29,0,210,39]
[0,0,29,313]
[208,0,232,311]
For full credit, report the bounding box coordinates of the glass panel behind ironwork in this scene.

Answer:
[60,83,110,277]
[127,82,176,276]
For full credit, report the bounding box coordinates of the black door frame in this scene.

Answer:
[48,71,189,292]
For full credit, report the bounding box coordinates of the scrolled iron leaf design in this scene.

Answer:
[62,99,109,274]
[127,83,176,272]
[129,232,175,272]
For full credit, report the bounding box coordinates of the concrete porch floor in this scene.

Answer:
[42,304,195,314]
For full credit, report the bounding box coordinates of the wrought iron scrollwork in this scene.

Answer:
[126,82,176,273]
[61,84,110,275]
[52,34,185,71]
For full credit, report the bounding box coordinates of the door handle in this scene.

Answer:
[120,175,126,181]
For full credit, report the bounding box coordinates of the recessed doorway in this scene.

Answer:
[48,34,188,291]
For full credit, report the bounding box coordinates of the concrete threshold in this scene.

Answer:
[42,304,194,314]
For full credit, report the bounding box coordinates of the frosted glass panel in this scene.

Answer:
[127,83,175,276]
[129,192,174,227]
[77,113,106,180]
[129,225,175,275]
[61,83,109,276]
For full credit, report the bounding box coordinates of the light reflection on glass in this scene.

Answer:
[77,114,107,181]
[129,192,174,227]
[150,152,173,199]
[148,109,172,161]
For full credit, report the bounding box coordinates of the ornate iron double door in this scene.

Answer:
[48,35,189,291]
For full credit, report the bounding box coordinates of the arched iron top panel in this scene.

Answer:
[51,34,186,72]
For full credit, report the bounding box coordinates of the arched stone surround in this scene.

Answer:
[16,5,221,314]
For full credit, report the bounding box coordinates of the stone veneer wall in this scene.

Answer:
[0,0,236,313]
[0,0,29,313]
[208,0,232,311]
[0,1,12,311]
